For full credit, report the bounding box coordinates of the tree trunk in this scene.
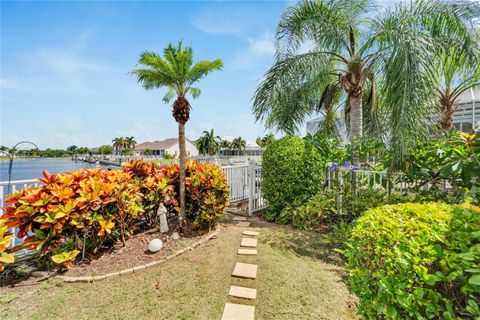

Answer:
[440,101,456,131]
[178,122,186,231]
[349,94,363,167]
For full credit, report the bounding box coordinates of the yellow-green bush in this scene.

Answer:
[344,202,480,319]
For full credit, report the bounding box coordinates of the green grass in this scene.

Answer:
[0,220,357,320]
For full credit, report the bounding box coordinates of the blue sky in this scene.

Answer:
[1,1,291,149]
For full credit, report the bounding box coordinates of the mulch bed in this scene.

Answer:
[63,223,208,277]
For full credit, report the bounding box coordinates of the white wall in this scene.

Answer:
[165,141,199,157]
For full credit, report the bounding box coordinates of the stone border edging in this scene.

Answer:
[55,226,220,283]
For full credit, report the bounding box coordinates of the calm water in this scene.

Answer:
[0,158,104,182]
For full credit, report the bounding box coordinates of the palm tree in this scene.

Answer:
[131,42,223,228]
[256,134,276,148]
[433,32,480,131]
[253,0,479,167]
[112,137,125,155]
[196,129,220,156]
[232,137,246,156]
[125,136,137,150]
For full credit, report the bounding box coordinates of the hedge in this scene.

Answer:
[344,202,480,319]
[262,136,324,221]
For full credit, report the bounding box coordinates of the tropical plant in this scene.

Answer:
[196,129,220,156]
[124,136,137,150]
[220,140,231,152]
[253,0,479,166]
[112,137,126,155]
[231,137,246,156]
[401,130,480,199]
[131,41,223,229]
[143,148,152,156]
[255,134,276,148]
[1,160,229,270]
[345,203,480,319]
[432,23,480,130]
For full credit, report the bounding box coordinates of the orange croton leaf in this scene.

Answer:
[97,219,115,237]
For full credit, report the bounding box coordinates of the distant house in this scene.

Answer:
[134,138,199,157]
[219,136,264,156]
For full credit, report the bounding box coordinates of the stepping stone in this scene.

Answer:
[243,230,259,236]
[221,303,255,320]
[233,216,247,221]
[229,285,257,300]
[238,248,257,255]
[232,262,257,279]
[237,221,251,227]
[240,238,257,248]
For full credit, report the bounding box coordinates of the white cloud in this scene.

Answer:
[24,48,108,76]
[232,33,275,71]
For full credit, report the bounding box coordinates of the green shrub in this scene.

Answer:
[344,203,480,319]
[262,136,324,221]
[277,192,336,229]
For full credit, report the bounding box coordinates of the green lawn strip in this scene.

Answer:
[1,224,357,320]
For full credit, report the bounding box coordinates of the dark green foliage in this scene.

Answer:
[277,192,336,230]
[345,203,480,319]
[262,136,324,221]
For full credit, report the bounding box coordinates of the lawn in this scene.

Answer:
[0,217,357,320]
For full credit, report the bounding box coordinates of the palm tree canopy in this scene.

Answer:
[196,129,220,155]
[232,137,246,150]
[131,42,224,102]
[253,0,480,165]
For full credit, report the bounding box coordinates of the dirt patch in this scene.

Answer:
[64,224,208,277]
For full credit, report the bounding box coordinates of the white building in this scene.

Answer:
[453,86,479,132]
[134,138,199,158]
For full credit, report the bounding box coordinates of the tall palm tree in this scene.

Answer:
[253,0,479,167]
[112,137,125,155]
[196,129,220,156]
[232,137,246,156]
[131,42,223,228]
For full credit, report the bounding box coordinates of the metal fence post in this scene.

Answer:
[248,161,254,216]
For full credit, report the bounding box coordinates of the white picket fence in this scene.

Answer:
[220,163,267,214]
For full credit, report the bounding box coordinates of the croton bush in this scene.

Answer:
[0,160,229,270]
[345,202,480,319]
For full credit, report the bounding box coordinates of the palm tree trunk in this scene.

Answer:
[349,94,363,167]
[178,122,186,230]
[440,102,456,131]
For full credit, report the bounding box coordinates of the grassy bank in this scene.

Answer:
[0,218,357,320]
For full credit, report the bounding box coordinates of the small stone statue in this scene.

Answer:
[157,203,169,233]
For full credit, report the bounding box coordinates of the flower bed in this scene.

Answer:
[0,160,229,272]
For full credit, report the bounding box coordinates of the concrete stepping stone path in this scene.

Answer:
[229,285,257,300]
[237,221,251,227]
[233,216,247,221]
[232,262,258,279]
[238,248,257,255]
[221,303,255,320]
[221,228,260,319]
[240,238,257,248]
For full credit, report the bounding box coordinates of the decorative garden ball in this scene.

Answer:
[148,238,163,252]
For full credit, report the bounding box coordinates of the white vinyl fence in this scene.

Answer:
[220,162,267,215]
